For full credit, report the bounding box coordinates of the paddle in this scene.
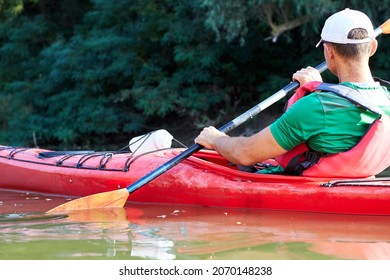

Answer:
[47,18,390,214]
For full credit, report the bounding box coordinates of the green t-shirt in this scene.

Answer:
[270,82,390,154]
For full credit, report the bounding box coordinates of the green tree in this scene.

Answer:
[0,0,389,148]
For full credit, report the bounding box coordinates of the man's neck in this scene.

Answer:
[336,58,375,84]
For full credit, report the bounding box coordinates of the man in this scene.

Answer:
[194,9,390,177]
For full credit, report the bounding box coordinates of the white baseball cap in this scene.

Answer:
[316,8,374,47]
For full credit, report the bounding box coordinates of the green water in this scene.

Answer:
[1,189,390,260]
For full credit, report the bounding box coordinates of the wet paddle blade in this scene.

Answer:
[46,188,129,214]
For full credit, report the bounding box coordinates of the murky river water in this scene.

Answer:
[1,188,390,260]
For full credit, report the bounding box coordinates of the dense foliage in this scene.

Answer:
[0,0,389,148]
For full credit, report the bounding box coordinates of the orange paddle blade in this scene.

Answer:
[381,18,390,34]
[66,208,128,223]
[46,188,130,214]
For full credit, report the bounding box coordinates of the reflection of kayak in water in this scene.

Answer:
[45,204,390,260]
[2,201,390,260]
[123,204,390,260]
[1,145,390,215]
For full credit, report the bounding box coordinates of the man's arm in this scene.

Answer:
[194,126,287,166]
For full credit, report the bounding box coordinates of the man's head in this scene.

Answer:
[317,9,376,58]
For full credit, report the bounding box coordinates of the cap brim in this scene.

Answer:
[315,39,323,48]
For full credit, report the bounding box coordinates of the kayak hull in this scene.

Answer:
[1,145,390,215]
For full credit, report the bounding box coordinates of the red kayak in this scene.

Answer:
[1,145,390,215]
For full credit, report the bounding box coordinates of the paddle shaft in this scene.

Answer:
[126,19,390,195]
[126,62,328,194]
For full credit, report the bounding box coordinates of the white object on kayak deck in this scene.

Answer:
[129,129,173,153]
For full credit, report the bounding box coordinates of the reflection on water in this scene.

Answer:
[1,189,390,260]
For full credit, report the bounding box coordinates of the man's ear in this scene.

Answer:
[369,39,378,57]
[324,43,335,59]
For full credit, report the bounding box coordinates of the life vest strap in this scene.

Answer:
[316,83,384,115]
[285,149,329,175]
[374,77,390,88]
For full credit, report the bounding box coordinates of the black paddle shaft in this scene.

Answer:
[126,61,328,194]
